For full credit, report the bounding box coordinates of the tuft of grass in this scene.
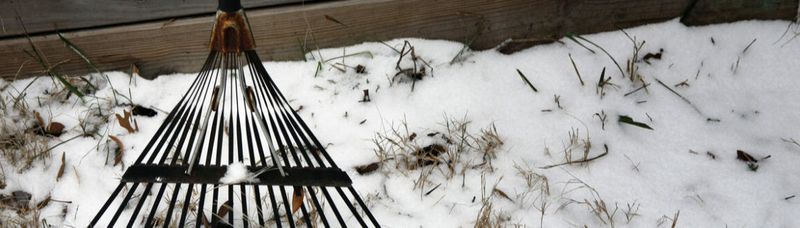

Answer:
[372,115,504,195]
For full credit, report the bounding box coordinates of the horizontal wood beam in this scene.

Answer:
[0,0,311,38]
[0,0,796,80]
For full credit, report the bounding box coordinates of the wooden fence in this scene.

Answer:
[0,0,796,79]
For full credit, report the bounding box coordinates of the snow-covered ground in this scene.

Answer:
[1,18,799,227]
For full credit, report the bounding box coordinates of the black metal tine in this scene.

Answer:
[245,52,329,168]
[184,53,226,172]
[240,57,294,170]
[297,188,313,228]
[177,183,195,227]
[318,187,347,227]
[232,52,256,228]
[240,61,266,226]
[225,52,238,226]
[242,55,279,170]
[195,184,209,228]
[211,51,233,223]
[243,52,347,227]
[251,66,309,168]
[132,51,218,165]
[304,186,331,228]
[162,183,183,227]
[126,183,154,227]
[254,71,320,168]
[144,183,169,226]
[146,56,218,165]
[278,186,296,228]
[348,186,380,226]
[107,182,141,225]
[267,185,283,228]
[334,187,368,227]
[88,183,125,226]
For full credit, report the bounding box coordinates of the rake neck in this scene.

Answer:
[210,0,255,53]
[218,0,242,13]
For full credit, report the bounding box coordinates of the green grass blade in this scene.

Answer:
[618,115,652,130]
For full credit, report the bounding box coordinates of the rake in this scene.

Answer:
[89,1,380,227]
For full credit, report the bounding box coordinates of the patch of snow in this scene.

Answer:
[219,161,257,184]
[0,18,799,227]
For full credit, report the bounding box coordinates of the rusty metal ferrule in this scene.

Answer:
[209,10,255,53]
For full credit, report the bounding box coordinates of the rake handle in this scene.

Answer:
[218,0,242,12]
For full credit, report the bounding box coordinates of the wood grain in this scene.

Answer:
[0,0,310,38]
[0,0,796,79]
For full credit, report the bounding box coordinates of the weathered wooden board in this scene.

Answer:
[682,0,797,25]
[0,0,312,38]
[0,0,796,79]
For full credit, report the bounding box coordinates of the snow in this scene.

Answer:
[219,161,257,184]
[1,18,800,227]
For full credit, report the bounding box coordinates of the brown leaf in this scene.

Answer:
[47,122,65,137]
[201,212,212,227]
[36,195,51,210]
[291,186,304,213]
[109,135,125,166]
[56,153,66,181]
[354,162,380,175]
[736,150,757,163]
[408,132,417,141]
[116,110,136,133]
[216,200,232,220]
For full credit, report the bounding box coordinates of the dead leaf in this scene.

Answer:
[116,110,136,133]
[56,153,66,181]
[736,150,757,163]
[36,195,51,210]
[291,186,304,213]
[493,188,514,203]
[109,135,124,166]
[354,162,380,175]
[216,200,232,220]
[47,122,65,137]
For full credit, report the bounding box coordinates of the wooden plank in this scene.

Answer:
[681,0,798,25]
[0,0,311,38]
[0,0,796,80]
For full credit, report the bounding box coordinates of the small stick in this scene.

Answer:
[654,78,703,115]
[516,69,538,92]
[742,38,757,54]
[623,83,650,96]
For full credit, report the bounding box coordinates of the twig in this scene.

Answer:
[742,38,757,54]
[623,83,650,96]
[516,69,538,92]
[654,78,704,115]
[540,144,608,169]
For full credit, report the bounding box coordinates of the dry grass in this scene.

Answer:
[371,115,504,194]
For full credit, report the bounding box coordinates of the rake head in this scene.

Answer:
[89,0,380,227]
